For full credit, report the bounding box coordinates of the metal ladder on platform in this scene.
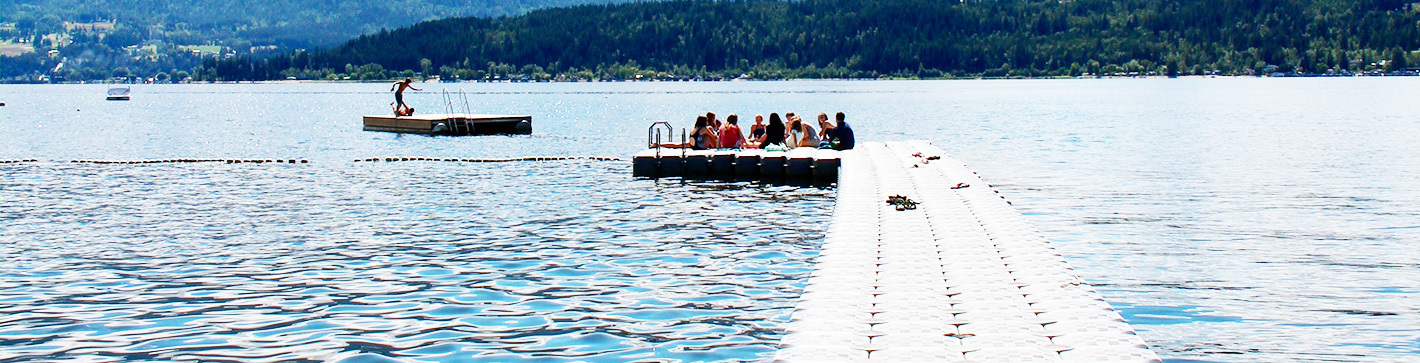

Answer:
[646,121,685,159]
[441,88,475,134]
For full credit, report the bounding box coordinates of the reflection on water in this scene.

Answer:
[1113,304,1244,325]
[0,161,833,361]
[952,78,1420,362]
[3,79,1420,362]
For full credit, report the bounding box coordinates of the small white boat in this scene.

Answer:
[106,86,131,101]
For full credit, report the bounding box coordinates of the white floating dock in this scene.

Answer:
[774,141,1160,362]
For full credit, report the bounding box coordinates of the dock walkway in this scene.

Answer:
[773,141,1160,362]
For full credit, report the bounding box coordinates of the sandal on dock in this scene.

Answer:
[886,195,920,211]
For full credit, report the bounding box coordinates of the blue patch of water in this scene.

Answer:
[1115,304,1244,325]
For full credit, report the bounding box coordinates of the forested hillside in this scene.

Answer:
[207,0,1420,81]
[5,0,1420,82]
[0,0,633,47]
[0,0,632,81]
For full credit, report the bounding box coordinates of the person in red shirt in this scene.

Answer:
[719,114,746,149]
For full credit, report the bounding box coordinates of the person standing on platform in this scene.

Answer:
[390,78,422,115]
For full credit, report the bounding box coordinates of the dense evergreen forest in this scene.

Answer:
[5,0,1420,82]
[202,0,1420,81]
[0,0,632,81]
[0,0,633,47]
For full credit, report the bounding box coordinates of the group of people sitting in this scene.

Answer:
[664,111,855,151]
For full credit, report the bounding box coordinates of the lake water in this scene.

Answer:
[2,79,1418,362]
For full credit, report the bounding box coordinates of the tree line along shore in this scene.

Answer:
[3,0,1419,83]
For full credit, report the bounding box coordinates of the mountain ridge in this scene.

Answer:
[3,0,1418,81]
[207,0,1420,81]
[0,0,633,81]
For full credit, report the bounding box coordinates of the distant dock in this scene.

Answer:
[363,113,532,135]
[770,141,1160,362]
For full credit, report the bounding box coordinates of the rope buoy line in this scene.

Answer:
[351,156,625,162]
[12,157,622,164]
[67,159,309,164]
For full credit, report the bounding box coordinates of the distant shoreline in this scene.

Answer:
[6,73,1417,86]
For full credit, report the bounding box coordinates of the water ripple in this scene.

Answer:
[0,161,832,362]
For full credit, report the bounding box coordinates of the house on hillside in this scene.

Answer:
[63,21,116,33]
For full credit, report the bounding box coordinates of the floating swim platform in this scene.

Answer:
[362,113,532,135]
[106,86,130,101]
[773,141,1160,362]
[632,147,840,181]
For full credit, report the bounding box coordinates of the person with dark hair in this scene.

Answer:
[654,115,731,149]
[831,111,855,150]
[691,115,717,150]
[761,113,787,149]
[390,102,415,116]
[705,112,721,148]
[719,114,745,149]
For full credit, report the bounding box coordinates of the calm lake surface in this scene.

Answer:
[2,79,1418,362]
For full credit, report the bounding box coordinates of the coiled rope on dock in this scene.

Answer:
[351,156,624,162]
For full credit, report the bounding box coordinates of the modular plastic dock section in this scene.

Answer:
[774,141,1160,362]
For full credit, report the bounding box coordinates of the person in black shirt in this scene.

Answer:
[831,112,855,150]
[761,113,787,148]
